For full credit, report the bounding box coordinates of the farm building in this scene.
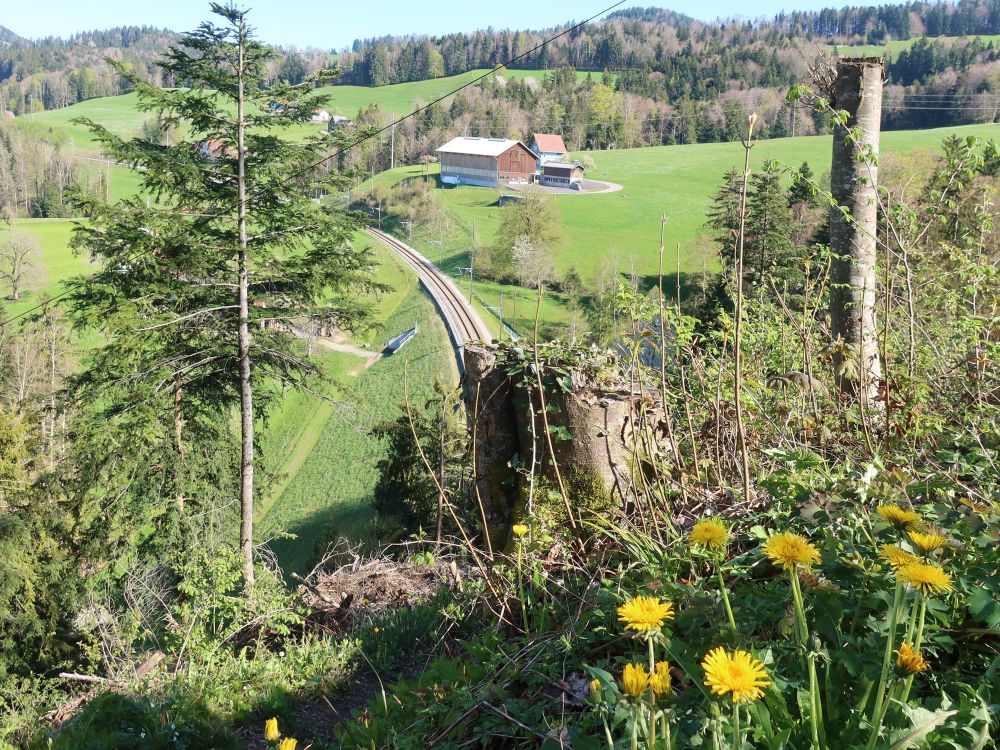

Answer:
[436,137,538,188]
[310,109,331,123]
[531,133,568,166]
[540,162,585,187]
[327,114,352,130]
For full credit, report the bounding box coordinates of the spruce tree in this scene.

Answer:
[67,4,381,589]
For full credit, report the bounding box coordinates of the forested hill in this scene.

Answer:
[336,0,1000,85]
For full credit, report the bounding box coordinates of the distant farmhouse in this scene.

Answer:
[197,138,234,162]
[310,109,331,123]
[437,137,537,188]
[540,162,585,188]
[531,133,567,166]
[326,114,352,131]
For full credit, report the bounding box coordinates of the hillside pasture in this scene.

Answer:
[831,33,1000,58]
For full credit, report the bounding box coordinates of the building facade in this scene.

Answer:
[437,137,538,187]
[531,133,568,166]
[540,162,585,187]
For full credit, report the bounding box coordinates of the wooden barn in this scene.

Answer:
[437,137,538,188]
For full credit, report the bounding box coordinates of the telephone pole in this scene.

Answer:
[390,115,395,170]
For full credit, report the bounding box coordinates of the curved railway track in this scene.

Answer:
[365,227,492,369]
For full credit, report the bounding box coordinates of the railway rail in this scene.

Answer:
[365,227,492,370]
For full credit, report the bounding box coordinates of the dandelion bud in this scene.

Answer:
[589,678,602,700]
[279,739,298,750]
[264,717,280,742]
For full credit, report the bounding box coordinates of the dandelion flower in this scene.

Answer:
[763,532,821,570]
[702,647,770,704]
[908,530,949,554]
[690,518,729,551]
[617,595,675,633]
[880,544,919,569]
[876,504,922,531]
[279,740,298,750]
[512,524,529,538]
[621,662,650,697]
[897,561,953,596]
[264,718,280,742]
[895,642,930,674]
[650,661,672,697]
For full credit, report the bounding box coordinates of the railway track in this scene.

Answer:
[365,228,492,368]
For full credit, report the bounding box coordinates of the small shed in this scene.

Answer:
[540,162,585,188]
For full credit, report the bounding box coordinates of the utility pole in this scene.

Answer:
[829,57,884,410]
[390,115,395,171]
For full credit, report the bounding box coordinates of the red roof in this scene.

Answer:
[532,133,567,154]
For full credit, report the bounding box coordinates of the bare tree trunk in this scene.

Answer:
[829,58,884,408]
[235,21,256,591]
[173,370,185,513]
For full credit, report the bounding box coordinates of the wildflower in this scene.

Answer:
[279,740,298,750]
[690,518,729,551]
[701,647,770,704]
[880,544,918,570]
[895,642,930,674]
[589,678,602,700]
[264,718,280,743]
[512,524,529,538]
[908,530,949,554]
[650,661,671,697]
[763,532,821,570]
[617,595,675,633]
[621,662,650,697]
[897,561,953,596]
[876,504,922,531]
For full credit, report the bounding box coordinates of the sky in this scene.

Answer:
[3,0,866,49]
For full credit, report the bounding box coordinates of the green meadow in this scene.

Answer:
[831,33,1000,58]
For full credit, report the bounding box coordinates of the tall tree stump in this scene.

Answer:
[829,58,884,407]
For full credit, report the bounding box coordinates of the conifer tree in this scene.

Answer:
[67,4,381,590]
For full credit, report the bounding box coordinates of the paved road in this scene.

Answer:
[365,228,492,371]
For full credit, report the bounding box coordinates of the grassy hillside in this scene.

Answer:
[13,68,595,155]
[370,122,999,284]
[832,33,1000,58]
[259,239,458,573]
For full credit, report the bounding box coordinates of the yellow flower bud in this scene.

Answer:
[279,739,298,750]
[264,717,280,742]
[589,678,602,700]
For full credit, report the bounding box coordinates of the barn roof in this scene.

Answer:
[532,133,567,153]
[437,136,533,158]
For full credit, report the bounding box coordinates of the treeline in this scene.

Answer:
[337,0,1000,87]
[0,26,333,115]
[0,124,107,218]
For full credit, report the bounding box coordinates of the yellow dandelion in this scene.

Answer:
[650,661,672,697]
[701,647,770,704]
[278,740,298,750]
[907,530,949,554]
[264,717,280,742]
[880,544,919,569]
[589,678,602,700]
[690,518,730,551]
[512,524,529,538]
[763,532,821,570]
[621,662,649,697]
[617,595,675,633]
[876,504,922,531]
[895,642,930,674]
[897,561,953,596]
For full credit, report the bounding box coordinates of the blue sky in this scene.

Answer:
[4,0,858,49]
